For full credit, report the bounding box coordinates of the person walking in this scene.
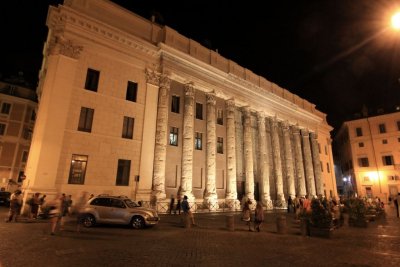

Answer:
[169,194,175,214]
[253,202,264,232]
[395,193,400,218]
[175,194,181,215]
[6,190,22,222]
[29,192,41,219]
[47,194,63,235]
[181,195,195,226]
[287,196,293,213]
[242,200,252,231]
[75,191,89,233]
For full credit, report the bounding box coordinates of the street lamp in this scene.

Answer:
[391,11,400,30]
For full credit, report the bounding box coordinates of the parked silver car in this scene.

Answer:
[80,195,159,229]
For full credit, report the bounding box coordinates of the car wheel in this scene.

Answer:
[83,214,96,227]
[131,216,145,229]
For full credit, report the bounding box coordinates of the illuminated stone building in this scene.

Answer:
[0,79,37,191]
[24,0,337,210]
[335,110,400,201]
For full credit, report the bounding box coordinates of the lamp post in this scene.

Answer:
[391,11,400,30]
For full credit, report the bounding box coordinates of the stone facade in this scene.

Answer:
[23,0,337,209]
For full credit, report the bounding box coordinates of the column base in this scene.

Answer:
[204,194,219,211]
[262,198,274,210]
[274,194,287,209]
[225,199,241,211]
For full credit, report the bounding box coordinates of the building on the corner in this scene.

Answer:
[0,77,37,191]
[334,109,400,201]
[23,0,337,210]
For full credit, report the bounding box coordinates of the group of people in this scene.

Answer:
[169,194,196,225]
[241,199,264,232]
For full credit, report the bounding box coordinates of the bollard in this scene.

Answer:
[276,215,287,234]
[226,215,235,231]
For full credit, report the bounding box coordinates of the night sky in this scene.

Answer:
[2,0,400,135]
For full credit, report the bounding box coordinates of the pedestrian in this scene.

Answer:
[175,194,181,215]
[75,191,89,233]
[6,190,22,222]
[29,192,41,219]
[253,202,264,232]
[241,200,252,231]
[287,196,293,213]
[59,194,69,230]
[169,194,175,214]
[395,193,400,218]
[47,194,63,235]
[181,195,195,226]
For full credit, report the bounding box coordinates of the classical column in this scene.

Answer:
[151,74,170,201]
[310,132,323,196]
[257,112,273,209]
[270,118,286,207]
[292,126,306,197]
[180,83,195,200]
[243,107,255,203]
[282,121,296,198]
[302,129,316,197]
[204,92,219,209]
[225,100,238,203]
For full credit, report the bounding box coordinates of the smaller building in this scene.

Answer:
[0,78,37,191]
[334,109,400,201]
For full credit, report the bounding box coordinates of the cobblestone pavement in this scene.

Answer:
[0,205,399,267]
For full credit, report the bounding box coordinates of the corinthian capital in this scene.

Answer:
[226,99,235,112]
[50,37,83,59]
[159,74,171,89]
[184,82,195,97]
[206,92,216,105]
[310,132,318,140]
[301,129,310,137]
[145,68,160,86]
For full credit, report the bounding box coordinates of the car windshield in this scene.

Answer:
[124,199,141,208]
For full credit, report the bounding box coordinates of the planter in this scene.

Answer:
[309,226,334,238]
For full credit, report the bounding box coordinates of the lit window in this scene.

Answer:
[169,127,179,146]
[195,132,202,150]
[68,154,88,184]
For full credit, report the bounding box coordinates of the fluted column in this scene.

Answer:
[271,118,286,207]
[225,100,238,201]
[243,107,255,203]
[310,132,323,196]
[257,113,273,209]
[282,121,296,198]
[302,129,316,197]
[292,126,306,197]
[204,92,218,209]
[180,83,195,200]
[152,74,170,200]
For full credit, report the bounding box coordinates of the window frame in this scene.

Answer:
[78,107,94,133]
[68,154,88,185]
[84,68,100,92]
[171,96,180,113]
[217,109,223,125]
[195,132,202,150]
[122,116,134,139]
[217,137,223,154]
[0,102,11,115]
[126,81,138,102]
[195,103,203,120]
[169,127,179,146]
[356,127,363,137]
[116,159,131,186]
[378,123,386,134]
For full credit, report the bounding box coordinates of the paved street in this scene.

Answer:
[0,205,399,267]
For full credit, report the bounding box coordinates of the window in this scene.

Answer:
[382,139,388,144]
[320,161,323,172]
[318,143,321,153]
[358,142,364,147]
[397,121,400,131]
[398,137,400,143]
[122,116,134,139]
[382,155,394,166]
[169,127,179,146]
[324,145,328,155]
[358,157,369,167]
[326,162,330,173]
[1,102,11,114]
[21,151,28,163]
[388,175,400,181]
[116,159,131,186]
[0,123,5,135]
[195,132,202,150]
[195,103,203,120]
[90,197,111,207]
[379,123,386,133]
[84,68,100,92]
[68,154,88,184]
[217,109,223,125]
[356,127,363,137]
[30,110,36,121]
[78,107,94,132]
[126,81,138,102]
[217,137,223,154]
[22,128,32,140]
[171,96,180,113]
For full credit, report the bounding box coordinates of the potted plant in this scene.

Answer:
[309,197,334,238]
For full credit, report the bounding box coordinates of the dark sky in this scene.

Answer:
[2,0,400,135]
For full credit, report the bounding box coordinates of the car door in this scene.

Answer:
[90,197,113,223]
[109,199,128,224]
